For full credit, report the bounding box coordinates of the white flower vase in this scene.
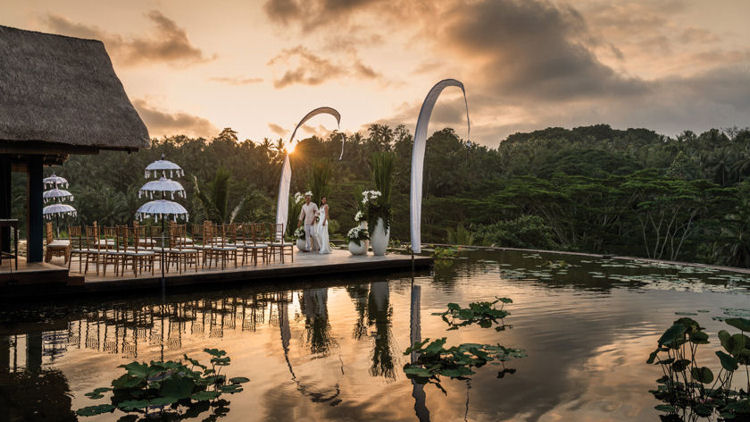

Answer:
[296,238,307,252]
[348,240,367,255]
[371,217,389,256]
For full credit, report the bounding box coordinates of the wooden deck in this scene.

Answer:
[0,256,83,286]
[0,249,432,299]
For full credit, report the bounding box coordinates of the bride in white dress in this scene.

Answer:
[315,196,332,254]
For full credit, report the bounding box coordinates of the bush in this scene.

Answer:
[473,215,557,249]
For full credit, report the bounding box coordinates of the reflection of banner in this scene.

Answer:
[275,107,341,236]
[410,284,430,421]
[410,80,470,253]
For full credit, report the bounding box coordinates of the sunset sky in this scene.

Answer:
[4,0,750,146]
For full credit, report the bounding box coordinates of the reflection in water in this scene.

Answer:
[301,289,334,355]
[0,250,748,421]
[282,289,342,407]
[410,283,430,422]
[368,281,395,379]
[0,334,76,421]
[346,285,370,340]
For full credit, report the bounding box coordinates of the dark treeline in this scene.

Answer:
[12,124,750,267]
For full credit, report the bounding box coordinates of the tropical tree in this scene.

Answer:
[193,167,246,224]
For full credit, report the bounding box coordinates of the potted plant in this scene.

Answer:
[367,152,394,256]
[347,226,369,255]
[294,226,306,251]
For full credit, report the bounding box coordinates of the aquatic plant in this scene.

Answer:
[404,297,526,392]
[403,338,526,393]
[433,246,459,259]
[433,297,513,331]
[76,348,249,420]
[446,223,474,246]
[647,317,750,420]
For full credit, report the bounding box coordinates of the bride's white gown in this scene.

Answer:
[315,206,332,254]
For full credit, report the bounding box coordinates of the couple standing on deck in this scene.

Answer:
[297,192,331,254]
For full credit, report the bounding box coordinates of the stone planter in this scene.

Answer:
[348,240,367,255]
[370,217,389,256]
[296,238,307,252]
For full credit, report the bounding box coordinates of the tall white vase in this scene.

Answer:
[371,217,390,256]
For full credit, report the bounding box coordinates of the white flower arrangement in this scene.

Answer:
[294,227,305,239]
[361,190,382,205]
[347,226,370,245]
[293,192,304,204]
[354,210,364,222]
[304,191,313,197]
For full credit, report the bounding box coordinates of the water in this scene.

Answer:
[1,249,749,421]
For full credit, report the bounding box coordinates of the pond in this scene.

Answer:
[0,249,749,421]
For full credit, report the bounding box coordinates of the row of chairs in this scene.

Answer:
[65,221,293,277]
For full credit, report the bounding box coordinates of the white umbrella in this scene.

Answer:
[43,188,74,203]
[43,173,69,189]
[145,154,185,179]
[138,177,186,200]
[139,154,188,285]
[135,199,189,223]
[43,203,77,219]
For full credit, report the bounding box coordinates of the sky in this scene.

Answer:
[3,0,750,147]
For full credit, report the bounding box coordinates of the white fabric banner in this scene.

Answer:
[275,107,341,238]
[410,79,470,253]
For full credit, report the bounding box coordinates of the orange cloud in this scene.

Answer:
[44,11,214,66]
[133,99,218,138]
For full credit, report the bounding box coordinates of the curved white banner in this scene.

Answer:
[410,79,470,253]
[275,107,341,238]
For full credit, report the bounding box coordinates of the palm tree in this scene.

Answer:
[193,167,246,223]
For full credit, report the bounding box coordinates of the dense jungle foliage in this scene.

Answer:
[10,124,750,267]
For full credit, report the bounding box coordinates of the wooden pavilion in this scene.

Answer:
[0,25,149,265]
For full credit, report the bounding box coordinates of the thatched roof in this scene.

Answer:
[0,25,149,151]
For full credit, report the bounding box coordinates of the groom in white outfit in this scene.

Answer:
[297,192,318,252]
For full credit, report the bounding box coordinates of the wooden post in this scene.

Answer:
[27,156,43,262]
[0,157,10,254]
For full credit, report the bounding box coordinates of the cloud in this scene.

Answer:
[353,60,380,79]
[267,46,345,88]
[44,11,213,66]
[263,0,381,31]
[209,76,264,85]
[268,123,288,137]
[679,27,720,44]
[133,99,218,138]
[439,0,648,102]
[267,45,382,88]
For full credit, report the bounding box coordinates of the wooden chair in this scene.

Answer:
[166,223,199,274]
[268,223,293,263]
[68,225,85,272]
[204,222,238,270]
[192,221,213,268]
[124,225,156,276]
[239,223,268,266]
[133,221,156,249]
[82,223,103,275]
[100,226,125,276]
[45,222,71,264]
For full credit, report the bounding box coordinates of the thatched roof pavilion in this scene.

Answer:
[0,25,149,263]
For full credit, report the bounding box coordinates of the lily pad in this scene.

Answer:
[76,404,115,416]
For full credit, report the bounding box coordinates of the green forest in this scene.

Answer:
[12,124,750,268]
